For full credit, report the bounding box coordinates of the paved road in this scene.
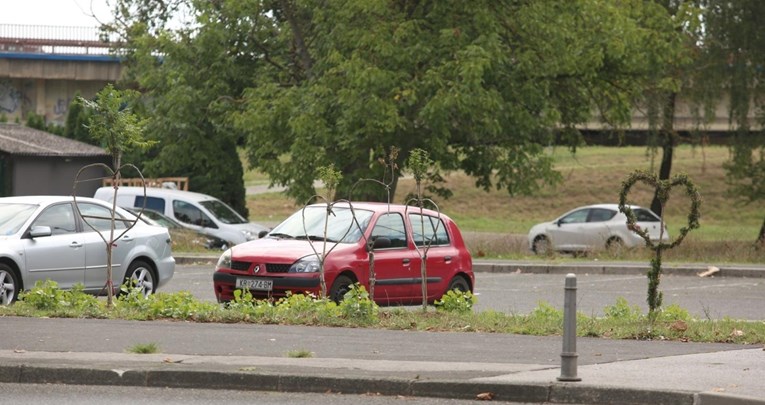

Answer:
[168,264,765,320]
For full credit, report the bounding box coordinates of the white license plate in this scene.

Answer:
[236,278,273,291]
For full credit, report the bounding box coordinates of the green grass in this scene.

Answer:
[241,145,764,263]
[3,286,764,344]
[126,342,160,354]
[286,349,314,358]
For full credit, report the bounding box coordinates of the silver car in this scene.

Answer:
[528,204,668,255]
[0,196,175,305]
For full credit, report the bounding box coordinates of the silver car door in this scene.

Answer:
[23,202,85,289]
[78,202,132,290]
[634,208,666,243]
[549,209,590,250]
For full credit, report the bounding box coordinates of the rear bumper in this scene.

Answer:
[156,256,176,290]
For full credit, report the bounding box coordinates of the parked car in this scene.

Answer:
[93,186,268,248]
[213,202,474,305]
[124,207,229,250]
[527,203,668,255]
[0,196,175,305]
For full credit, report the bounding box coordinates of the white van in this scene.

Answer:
[94,186,268,247]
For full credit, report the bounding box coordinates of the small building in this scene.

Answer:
[0,123,110,197]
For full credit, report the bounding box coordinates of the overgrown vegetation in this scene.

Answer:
[3,281,763,345]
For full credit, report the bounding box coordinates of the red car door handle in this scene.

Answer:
[402,258,410,264]
[444,256,452,262]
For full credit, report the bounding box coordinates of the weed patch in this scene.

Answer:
[127,343,160,354]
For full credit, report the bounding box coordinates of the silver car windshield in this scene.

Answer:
[269,206,373,243]
[0,203,38,235]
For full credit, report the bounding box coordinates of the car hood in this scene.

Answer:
[529,220,556,234]
[230,222,269,234]
[229,237,357,261]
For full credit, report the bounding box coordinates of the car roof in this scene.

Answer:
[0,195,106,206]
[578,203,645,211]
[0,196,138,219]
[307,201,447,218]
[97,186,218,202]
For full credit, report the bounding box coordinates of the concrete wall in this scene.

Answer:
[0,77,106,124]
[0,56,121,125]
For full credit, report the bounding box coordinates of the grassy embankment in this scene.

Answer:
[242,145,764,263]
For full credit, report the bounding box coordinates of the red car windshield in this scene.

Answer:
[268,205,373,243]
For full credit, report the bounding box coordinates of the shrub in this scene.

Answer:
[19,280,66,310]
[604,297,643,322]
[434,289,476,313]
[338,284,378,322]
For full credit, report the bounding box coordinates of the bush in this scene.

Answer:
[434,289,476,313]
[337,284,378,322]
[604,297,643,322]
[19,280,101,315]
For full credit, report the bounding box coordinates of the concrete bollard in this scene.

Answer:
[558,273,581,382]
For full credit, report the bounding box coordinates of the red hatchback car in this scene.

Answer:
[213,202,473,305]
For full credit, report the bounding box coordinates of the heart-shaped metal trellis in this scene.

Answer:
[73,163,145,242]
[73,162,147,303]
[618,170,701,314]
[618,170,701,250]
[301,197,361,300]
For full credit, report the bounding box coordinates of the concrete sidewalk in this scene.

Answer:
[2,317,764,404]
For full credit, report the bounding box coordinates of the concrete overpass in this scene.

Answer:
[0,24,751,136]
[0,24,122,125]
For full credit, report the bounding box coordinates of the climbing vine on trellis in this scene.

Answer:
[618,170,701,316]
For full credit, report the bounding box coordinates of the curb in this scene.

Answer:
[0,363,702,405]
[175,255,764,278]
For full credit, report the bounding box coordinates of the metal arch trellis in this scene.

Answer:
[72,162,149,307]
[618,169,702,315]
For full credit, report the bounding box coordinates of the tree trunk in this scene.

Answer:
[650,93,677,217]
[757,215,765,249]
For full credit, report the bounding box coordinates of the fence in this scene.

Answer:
[102,177,189,191]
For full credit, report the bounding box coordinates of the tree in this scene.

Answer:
[106,0,684,205]
[636,1,700,217]
[77,84,151,307]
[229,0,685,203]
[690,1,765,247]
[103,0,252,216]
[63,91,94,144]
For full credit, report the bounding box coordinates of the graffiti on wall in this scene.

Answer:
[53,97,73,117]
[0,79,28,114]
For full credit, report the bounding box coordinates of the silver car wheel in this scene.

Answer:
[128,262,155,298]
[0,267,18,305]
[533,236,551,255]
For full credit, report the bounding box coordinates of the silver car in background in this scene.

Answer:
[528,203,668,255]
[0,196,175,305]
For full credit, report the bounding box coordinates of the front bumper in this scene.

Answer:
[213,271,320,302]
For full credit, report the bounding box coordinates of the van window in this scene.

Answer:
[135,196,166,213]
[173,200,217,228]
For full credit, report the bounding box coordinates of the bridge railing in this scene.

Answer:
[0,24,121,55]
